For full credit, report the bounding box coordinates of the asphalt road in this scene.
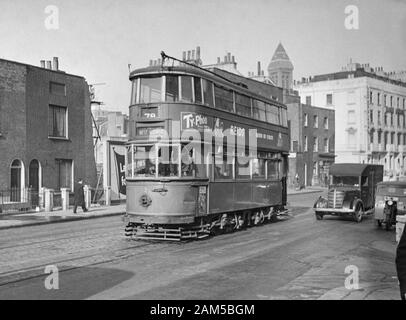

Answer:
[0,191,401,300]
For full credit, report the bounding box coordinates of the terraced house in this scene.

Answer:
[0,57,96,208]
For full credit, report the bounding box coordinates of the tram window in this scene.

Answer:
[266,104,279,125]
[236,154,251,180]
[252,158,266,179]
[166,75,179,102]
[267,160,279,180]
[253,100,266,122]
[131,79,138,105]
[214,154,233,180]
[181,145,195,177]
[133,146,156,177]
[194,77,202,103]
[235,93,251,117]
[214,85,234,112]
[139,77,162,103]
[180,76,193,103]
[202,79,214,107]
[158,145,179,177]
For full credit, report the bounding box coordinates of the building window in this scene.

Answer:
[326,94,333,105]
[384,94,387,107]
[304,113,308,127]
[304,136,308,152]
[324,117,328,129]
[48,105,67,138]
[324,138,329,152]
[377,93,381,106]
[306,96,311,105]
[49,82,66,96]
[378,131,382,144]
[391,132,395,145]
[404,133,406,146]
[384,113,388,126]
[347,91,355,104]
[370,110,373,124]
[313,137,318,152]
[397,97,400,108]
[370,91,373,104]
[378,111,381,125]
[57,159,73,190]
[313,115,318,128]
[391,113,394,126]
[390,96,393,107]
[348,110,355,124]
[398,133,402,146]
[370,132,374,144]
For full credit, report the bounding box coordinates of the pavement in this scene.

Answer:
[0,187,325,230]
[0,204,126,230]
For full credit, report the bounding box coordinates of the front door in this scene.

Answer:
[29,160,40,206]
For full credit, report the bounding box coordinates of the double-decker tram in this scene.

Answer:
[123,52,290,240]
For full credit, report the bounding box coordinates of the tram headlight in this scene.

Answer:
[387,200,393,206]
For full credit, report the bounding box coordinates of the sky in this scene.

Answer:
[0,0,405,113]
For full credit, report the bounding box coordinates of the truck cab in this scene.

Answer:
[314,164,383,222]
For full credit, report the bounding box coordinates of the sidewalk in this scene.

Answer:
[287,186,327,195]
[0,204,126,230]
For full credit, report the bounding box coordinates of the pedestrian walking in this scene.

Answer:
[396,227,406,300]
[73,178,88,214]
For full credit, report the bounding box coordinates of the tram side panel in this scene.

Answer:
[126,181,198,225]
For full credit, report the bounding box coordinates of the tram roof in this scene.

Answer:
[129,65,286,108]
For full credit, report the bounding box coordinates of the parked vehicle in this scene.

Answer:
[314,164,383,222]
[374,181,406,230]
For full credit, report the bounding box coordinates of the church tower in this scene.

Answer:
[268,42,294,90]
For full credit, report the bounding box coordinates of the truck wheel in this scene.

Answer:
[316,213,323,220]
[354,205,363,223]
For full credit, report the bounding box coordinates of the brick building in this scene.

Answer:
[0,57,96,197]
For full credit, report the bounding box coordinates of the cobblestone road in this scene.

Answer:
[0,192,401,300]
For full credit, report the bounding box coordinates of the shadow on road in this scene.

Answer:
[0,266,134,300]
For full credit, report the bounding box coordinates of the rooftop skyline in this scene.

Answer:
[1,0,405,112]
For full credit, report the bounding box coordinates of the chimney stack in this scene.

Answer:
[46,61,52,69]
[227,52,231,63]
[53,57,59,71]
[217,57,221,64]
[187,50,191,60]
[192,50,195,60]
[40,60,46,68]
[257,61,261,76]
[182,52,186,61]
[232,56,235,63]
[196,46,201,61]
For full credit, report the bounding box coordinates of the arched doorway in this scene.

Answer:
[29,160,41,206]
[10,159,25,202]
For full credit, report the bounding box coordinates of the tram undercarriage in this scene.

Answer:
[124,206,288,241]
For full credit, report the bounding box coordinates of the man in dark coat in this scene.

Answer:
[73,179,88,213]
[396,226,406,300]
